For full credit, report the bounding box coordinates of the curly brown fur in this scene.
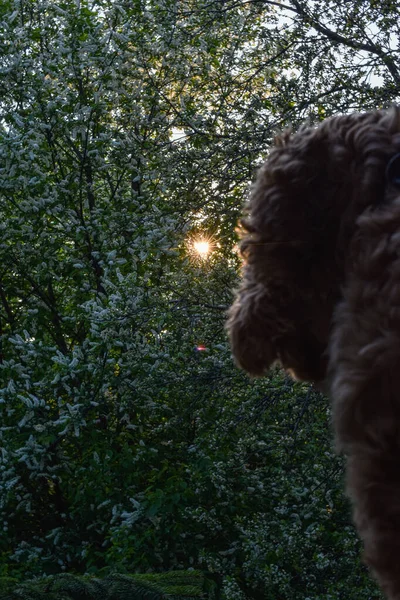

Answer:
[227,106,400,599]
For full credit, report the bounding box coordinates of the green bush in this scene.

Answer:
[0,571,207,600]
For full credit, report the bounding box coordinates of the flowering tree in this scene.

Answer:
[0,0,397,598]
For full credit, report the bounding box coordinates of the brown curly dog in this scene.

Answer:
[227,106,400,599]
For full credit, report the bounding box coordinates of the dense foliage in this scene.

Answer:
[0,570,207,600]
[1,0,398,598]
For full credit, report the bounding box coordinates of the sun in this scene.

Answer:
[185,232,219,262]
[186,234,215,261]
[193,240,210,257]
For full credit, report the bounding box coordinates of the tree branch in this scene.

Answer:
[288,0,400,85]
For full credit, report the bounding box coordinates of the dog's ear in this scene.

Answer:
[227,273,329,380]
[330,198,400,450]
[227,277,281,376]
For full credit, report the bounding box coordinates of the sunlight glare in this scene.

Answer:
[193,240,210,257]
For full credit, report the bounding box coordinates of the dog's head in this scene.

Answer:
[227,107,400,385]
